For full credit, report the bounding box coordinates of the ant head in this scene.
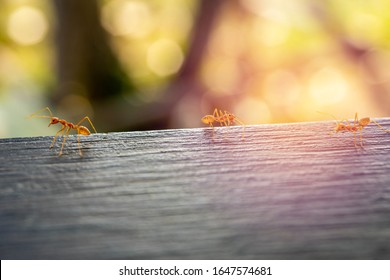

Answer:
[335,123,346,132]
[78,126,91,135]
[201,115,214,125]
[359,117,370,127]
[48,117,59,127]
[226,113,235,121]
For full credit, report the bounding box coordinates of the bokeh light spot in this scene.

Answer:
[146,39,184,77]
[7,6,49,45]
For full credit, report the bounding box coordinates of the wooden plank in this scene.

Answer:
[1,118,390,259]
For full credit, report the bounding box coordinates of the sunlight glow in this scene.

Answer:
[255,9,291,47]
[6,6,48,45]
[262,70,301,107]
[259,21,290,47]
[308,67,349,105]
[346,13,383,45]
[201,57,239,96]
[146,39,184,76]
[235,97,271,124]
[101,0,153,38]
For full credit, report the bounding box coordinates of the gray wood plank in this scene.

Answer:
[1,118,390,259]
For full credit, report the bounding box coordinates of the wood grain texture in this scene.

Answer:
[1,119,390,259]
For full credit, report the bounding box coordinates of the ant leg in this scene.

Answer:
[212,108,219,118]
[354,112,358,126]
[371,119,390,132]
[76,116,97,133]
[210,123,215,140]
[218,110,229,140]
[212,108,225,126]
[215,109,224,126]
[222,110,228,126]
[77,134,83,156]
[215,109,227,139]
[353,131,358,148]
[234,116,246,139]
[360,130,364,147]
[220,110,228,126]
[50,125,66,149]
[58,127,71,156]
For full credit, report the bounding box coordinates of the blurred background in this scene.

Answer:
[1,0,390,137]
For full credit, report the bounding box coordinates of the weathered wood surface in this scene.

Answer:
[1,119,390,259]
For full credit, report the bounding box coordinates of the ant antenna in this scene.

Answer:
[316,111,339,121]
[316,111,341,135]
[27,107,53,120]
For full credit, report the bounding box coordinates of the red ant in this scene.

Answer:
[201,108,245,139]
[319,111,390,147]
[28,107,97,156]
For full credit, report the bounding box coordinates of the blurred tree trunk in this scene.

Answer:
[52,0,131,104]
[52,0,224,131]
[92,0,225,131]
